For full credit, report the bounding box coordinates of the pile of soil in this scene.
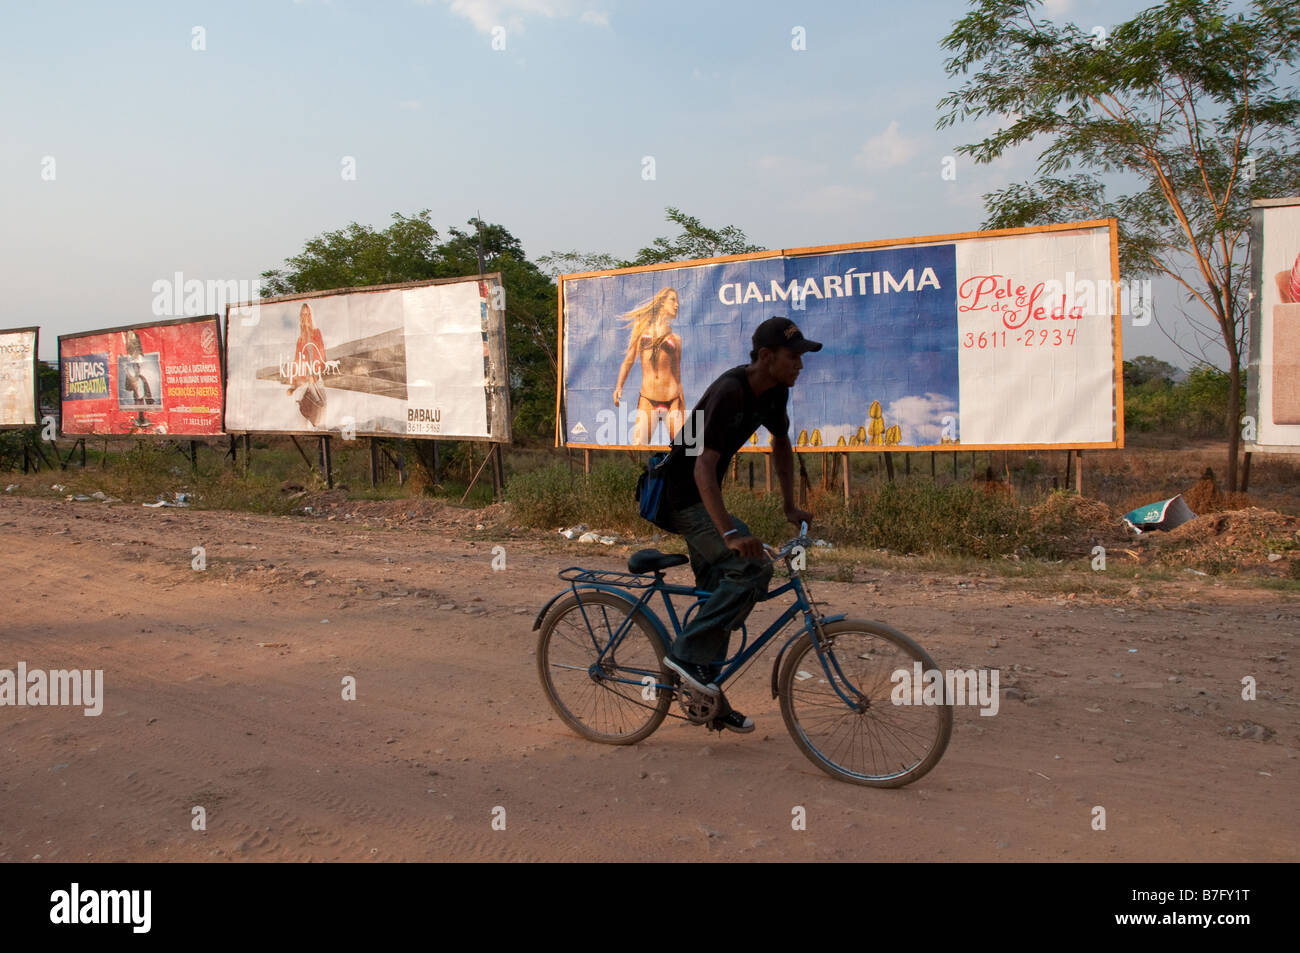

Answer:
[1134,506,1299,577]
[1027,493,1125,556]
[1182,467,1253,515]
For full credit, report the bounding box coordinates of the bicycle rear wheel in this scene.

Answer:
[537,589,672,744]
[778,619,952,787]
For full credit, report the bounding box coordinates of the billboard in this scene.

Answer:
[0,327,39,429]
[1247,197,1300,453]
[58,316,224,436]
[558,221,1122,451]
[223,275,510,441]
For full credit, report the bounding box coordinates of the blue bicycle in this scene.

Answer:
[534,525,952,787]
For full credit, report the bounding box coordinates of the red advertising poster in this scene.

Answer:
[58,316,224,436]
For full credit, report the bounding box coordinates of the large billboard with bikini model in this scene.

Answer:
[557,220,1123,451]
[1247,197,1300,453]
[223,275,510,441]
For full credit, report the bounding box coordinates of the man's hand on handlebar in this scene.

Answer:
[725,533,764,560]
[784,506,813,530]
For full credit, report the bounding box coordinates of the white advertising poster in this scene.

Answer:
[954,227,1117,445]
[224,276,507,439]
[1251,199,1300,451]
[0,327,39,428]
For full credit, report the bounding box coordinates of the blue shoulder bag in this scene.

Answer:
[635,452,675,532]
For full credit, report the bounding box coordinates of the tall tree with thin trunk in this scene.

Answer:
[938,0,1300,489]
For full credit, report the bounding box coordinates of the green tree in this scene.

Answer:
[539,207,764,275]
[261,211,443,296]
[1123,355,1178,388]
[627,206,765,265]
[938,0,1300,489]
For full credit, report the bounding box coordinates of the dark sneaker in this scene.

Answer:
[663,656,721,697]
[713,709,755,734]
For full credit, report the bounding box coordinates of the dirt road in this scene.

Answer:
[1,496,1296,861]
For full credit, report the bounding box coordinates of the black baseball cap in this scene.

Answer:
[752,317,822,354]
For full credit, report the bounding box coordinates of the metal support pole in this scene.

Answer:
[491,443,505,502]
[321,435,333,489]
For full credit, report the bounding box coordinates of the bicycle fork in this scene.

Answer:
[771,582,869,714]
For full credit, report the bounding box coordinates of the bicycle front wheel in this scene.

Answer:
[778,619,952,787]
[537,589,672,745]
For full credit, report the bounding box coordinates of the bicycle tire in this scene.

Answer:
[537,589,672,745]
[778,618,952,788]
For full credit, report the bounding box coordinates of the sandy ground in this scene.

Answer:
[1,496,1297,862]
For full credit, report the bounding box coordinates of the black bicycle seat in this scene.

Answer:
[627,549,689,574]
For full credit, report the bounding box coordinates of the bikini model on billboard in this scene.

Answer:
[613,287,684,444]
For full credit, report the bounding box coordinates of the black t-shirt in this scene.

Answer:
[662,365,789,507]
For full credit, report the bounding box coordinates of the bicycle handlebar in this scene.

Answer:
[763,520,810,563]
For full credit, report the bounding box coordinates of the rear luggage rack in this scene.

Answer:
[558,567,657,588]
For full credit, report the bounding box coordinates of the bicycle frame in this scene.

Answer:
[548,567,860,708]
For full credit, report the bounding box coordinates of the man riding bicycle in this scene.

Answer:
[659,317,818,733]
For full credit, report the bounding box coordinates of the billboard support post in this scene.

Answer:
[459,444,495,505]
[1074,451,1084,495]
[369,438,378,488]
[491,443,505,501]
[1242,451,1252,492]
[289,435,313,473]
[60,439,85,470]
[320,436,333,490]
[22,434,52,473]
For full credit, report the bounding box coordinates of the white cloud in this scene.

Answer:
[884,392,957,445]
[398,99,423,110]
[438,0,611,34]
[1042,0,1072,18]
[804,183,876,209]
[855,120,920,171]
[755,154,824,177]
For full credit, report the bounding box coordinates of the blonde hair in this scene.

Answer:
[621,287,677,350]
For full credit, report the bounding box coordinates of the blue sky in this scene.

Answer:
[0,0,1261,367]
